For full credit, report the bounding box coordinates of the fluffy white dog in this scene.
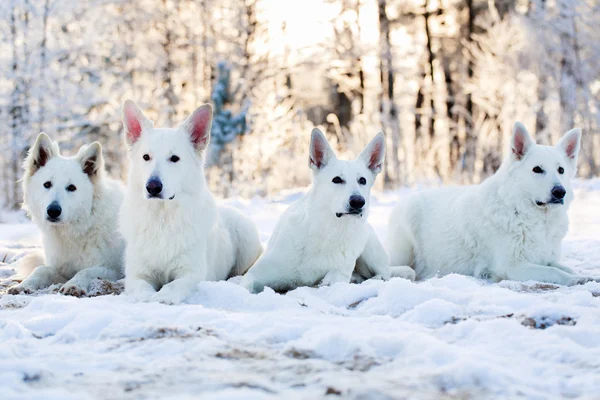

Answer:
[9,133,125,296]
[387,122,592,286]
[119,100,262,304]
[241,129,415,293]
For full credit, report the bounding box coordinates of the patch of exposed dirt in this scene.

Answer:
[88,278,124,297]
[521,316,576,330]
[215,348,267,360]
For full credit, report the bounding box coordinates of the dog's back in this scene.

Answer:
[387,185,481,278]
[207,206,262,280]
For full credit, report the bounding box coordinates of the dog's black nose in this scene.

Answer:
[349,195,365,210]
[47,203,62,219]
[551,186,566,199]
[146,178,163,196]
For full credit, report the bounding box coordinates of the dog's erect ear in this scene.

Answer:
[77,142,104,178]
[511,122,535,161]
[25,132,58,176]
[181,104,212,151]
[358,132,385,174]
[122,100,152,146]
[556,128,581,166]
[309,128,336,171]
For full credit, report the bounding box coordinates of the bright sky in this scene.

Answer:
[259,0,379,59]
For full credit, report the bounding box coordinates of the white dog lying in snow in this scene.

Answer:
[9,133,125,296]
[119,100,262,304]
[241,129,415,293]
[387,122,592,286]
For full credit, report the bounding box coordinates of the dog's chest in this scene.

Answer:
[126,202,214,273]
[502,211,567,264]
[44,229,108,277]
[299,221,368,274]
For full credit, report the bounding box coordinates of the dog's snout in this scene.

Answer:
[349,195,365,210]
[46,202,62,220]
[551,186,566,199]
[146,178,163,196]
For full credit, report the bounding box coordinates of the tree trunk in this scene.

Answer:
[423,0,436,140]
[464,0,477,180]
[161,0,177,123]
[39,0,51,132]
[378,0,401,186]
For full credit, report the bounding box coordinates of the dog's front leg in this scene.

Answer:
[126,277,157,302]
[151,274,200,305]
[354,225,391,281]
[505,262,589,286]
[8,265,66,294]
[356,225,416,281]
[548,262,599,282]
[60,266,121,297]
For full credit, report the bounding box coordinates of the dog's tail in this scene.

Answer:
[13,250,45,281]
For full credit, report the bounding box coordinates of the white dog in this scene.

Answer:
[240,129,415,293]
[119,100,262,304]
[9,133,125,296]
[387,122,590,286]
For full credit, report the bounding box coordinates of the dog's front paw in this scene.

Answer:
[369,274,386,281]
[319,271,350,287]
[8,284,33,295]
[239,276,262,294]
[127,291,154,303]
[59,283,87,297]
[389,266,416,281]
[151,287,186,305]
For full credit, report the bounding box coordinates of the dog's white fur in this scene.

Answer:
[387,122,589,286]
[241,129,414,293]
[119,100,262,304]
[9,133,125,296]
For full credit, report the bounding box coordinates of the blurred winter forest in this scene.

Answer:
[1,0,599,208]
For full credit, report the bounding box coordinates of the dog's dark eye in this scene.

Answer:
[558,166,564,174]
[66,184,77,192]
[143,154,150,161]
[170,155,180,163]
[332,176,344,184]
[532,166,544,174]
[43,181,52,189]
[358,177,367,185]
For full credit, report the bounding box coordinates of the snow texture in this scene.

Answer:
[1,182,600,399]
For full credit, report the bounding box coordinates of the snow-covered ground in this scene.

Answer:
[1,183,600,400]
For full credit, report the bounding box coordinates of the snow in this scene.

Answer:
[1,183,600,399]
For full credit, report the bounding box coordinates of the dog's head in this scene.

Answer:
[122,100,212,202]
[308,128,385,219]
[504,122,581,209]
[23,133,104,227]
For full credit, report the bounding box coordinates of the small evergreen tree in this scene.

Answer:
[207,62,249,166]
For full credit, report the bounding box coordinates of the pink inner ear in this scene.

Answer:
[189,108,211,147]
[37,146,50,167]
[369,142,383,170]
[124,108,142,144]
[565,140,576,158]
[311,141,325,168]
[513,133,525,158]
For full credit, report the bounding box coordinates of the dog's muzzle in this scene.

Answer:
[337,195,366,218]
[146,177,164,199]
[538,186,566,207]
[46,202,62,222]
